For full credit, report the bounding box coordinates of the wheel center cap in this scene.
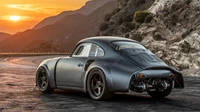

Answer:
[97,81,101,86]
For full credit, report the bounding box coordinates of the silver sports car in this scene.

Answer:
[36,36,184,100]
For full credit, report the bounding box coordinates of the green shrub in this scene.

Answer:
[99,22,108,31]
[134,11,150,23]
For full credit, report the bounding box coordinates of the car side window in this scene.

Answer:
[75,45,84,55]
[97,47,104,57]
[89,44,104,57]
[73,43,92,57]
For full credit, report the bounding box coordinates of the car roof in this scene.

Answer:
[79,36,138,44]
[72,36,140,57]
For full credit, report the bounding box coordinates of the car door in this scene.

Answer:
[56,43,92,88]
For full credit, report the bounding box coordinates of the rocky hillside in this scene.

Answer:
[0,1,117,52]
[0,32,11,42]
[100,0,200,70]
[34,0,115,29]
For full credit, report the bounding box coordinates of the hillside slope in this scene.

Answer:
[0,1,117,52]
[33,0,115,29]
[100,0,200,70]
[0,32,11,42]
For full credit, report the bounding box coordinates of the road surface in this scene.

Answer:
[0,56,200,112]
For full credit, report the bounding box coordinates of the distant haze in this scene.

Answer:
[0,0,88,34]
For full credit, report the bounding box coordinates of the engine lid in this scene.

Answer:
[120,49,168,69]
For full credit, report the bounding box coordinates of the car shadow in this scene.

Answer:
[37,90,198,111]
[38,90,174,103]
[34,76,200,111]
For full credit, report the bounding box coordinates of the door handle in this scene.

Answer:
[78,63,84,67]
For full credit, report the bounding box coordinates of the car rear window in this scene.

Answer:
[89,44,105,57]
[111,41,146,50]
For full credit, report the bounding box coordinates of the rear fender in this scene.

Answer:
[84,64,113,92]
[174,72,184,88]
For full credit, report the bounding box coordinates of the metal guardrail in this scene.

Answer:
[0,52,71,57]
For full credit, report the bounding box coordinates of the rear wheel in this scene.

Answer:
[147,82,172,99]
[87,68,114,100]
[36,67,54,93]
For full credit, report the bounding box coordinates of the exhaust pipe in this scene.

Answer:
[154,80,171,90]
[132,81,147,92]
[161,80,168,90]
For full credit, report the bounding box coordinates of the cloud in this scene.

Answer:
[6,4,69,14]
[7,4,36,11]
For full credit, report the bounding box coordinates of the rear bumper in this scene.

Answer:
[135,70,172,79]
[130,69,184,89]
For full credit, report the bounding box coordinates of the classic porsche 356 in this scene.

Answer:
[36,37,184,100]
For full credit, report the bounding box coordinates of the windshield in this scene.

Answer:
[111,41,146,50]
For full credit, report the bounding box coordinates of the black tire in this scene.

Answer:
[87,68,114,100]
[36,66,54,93]
[147,85,172,99]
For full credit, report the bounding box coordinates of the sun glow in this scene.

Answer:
[9,15,20,22]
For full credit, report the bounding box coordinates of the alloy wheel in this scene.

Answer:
[90,73,104,97]
[38,70,48,90]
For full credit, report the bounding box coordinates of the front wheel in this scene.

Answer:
[87,68,114,100]
[36,66,54,93]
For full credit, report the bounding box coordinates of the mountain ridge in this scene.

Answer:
[0,1,117,52]
[33,0,115,30]
[0,32,11,42]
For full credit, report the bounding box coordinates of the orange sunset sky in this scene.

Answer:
[0,0,88,34]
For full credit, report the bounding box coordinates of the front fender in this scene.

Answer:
[36,65,54,88]
[36,57,61,89]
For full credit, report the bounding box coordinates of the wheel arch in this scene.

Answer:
[36,58,60,89]
[83,64,113,92]
[36,65,54,88]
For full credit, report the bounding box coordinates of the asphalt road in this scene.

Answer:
[0,56,200,112]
